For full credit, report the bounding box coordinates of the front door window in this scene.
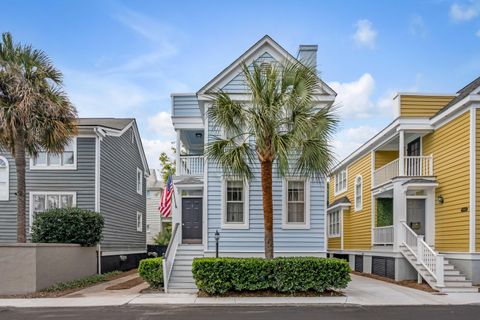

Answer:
[407,199,426,236]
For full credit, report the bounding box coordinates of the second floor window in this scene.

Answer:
[354,175,363,211]
[137,168,143,195]
[32,138,76,169]
[334,169,347,194]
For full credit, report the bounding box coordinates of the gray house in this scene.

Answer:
[0,118,149,272]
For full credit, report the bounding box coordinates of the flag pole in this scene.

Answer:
[172,178,177,209]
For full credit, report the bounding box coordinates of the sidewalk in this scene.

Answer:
[0,274,478,308]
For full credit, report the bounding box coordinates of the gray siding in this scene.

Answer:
[172,95,201,117]
[207,119,326,253]
[99,127,146,252]
[0,138,96,242]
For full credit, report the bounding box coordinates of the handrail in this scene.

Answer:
[162,223,180,292]
[400,222,444,287]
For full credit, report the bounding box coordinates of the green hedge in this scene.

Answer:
[139,258,164,288]
[31,208,104,246]
[192,257,351,295]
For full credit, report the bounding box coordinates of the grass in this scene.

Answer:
[42,271,122,292]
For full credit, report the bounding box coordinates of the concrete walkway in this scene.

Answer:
[0,274,478,308]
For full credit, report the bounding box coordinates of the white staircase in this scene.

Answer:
[400,222,478,293]
[166,244,203,293]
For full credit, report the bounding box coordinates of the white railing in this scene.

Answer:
[400,221,444,287]
[373,225,394,245]
[373,155,434,187]
[404,155,433,176]
[373,159,399,187]
[162,223,180,293]
[179,155,204,176]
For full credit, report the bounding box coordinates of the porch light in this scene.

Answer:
[437,195,444,204]
[195,132,203,138]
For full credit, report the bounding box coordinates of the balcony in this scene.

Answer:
[178,155,204,176]
[373,155,433,187]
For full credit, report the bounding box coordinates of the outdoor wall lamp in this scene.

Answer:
[437,195,444,204]
[215,230,220,258]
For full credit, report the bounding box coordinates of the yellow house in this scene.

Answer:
[328,76,480,292]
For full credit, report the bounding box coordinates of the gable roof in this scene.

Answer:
[433,75,480,118]
[196,35,336,97]
[77,118,134,130]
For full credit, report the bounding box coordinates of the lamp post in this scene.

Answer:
[215,230,220,258]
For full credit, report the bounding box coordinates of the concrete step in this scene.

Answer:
[173,265,193,272]
[444,280,474,288]
[178,245,204,250]
[168,282,198,289]
[440,287,479,293]
[167,288,198,293]
[170,276,195,284]
[174,260,194,266]
[171,270,194,278]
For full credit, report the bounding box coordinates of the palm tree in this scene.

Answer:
[0,32,77,242]
[206,60,338,259]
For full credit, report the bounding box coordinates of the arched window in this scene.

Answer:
[0,156,9,201]
[354,175,362,211]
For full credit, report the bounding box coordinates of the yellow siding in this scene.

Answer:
[477,109,480,252]
[375,150,399,169]
[399,95,455,118]
[328,237,341,250]
[328,175,335,205]
[423,111,470,252]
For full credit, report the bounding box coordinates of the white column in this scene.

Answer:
[175,130,181,175]
[393,182,406,251]
[399,130,405,176]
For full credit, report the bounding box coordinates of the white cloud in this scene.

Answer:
[147,111,176,137]
[353,19,377,49]
[450,2,479,22]
[332,126,380,161]
[142,139,175,169]
[409,15,427,37]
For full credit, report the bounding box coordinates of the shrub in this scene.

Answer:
[139,258,164,288]
[192,257,351,295]
[31,208,104,246]
[153,223,172,246]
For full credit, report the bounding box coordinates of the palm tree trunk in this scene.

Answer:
[260,160,274,259]
[14,136,26,243]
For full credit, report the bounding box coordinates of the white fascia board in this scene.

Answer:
[431,95,480,127]
[393,92,456,99]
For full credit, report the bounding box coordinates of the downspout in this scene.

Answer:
[94,128,105,274]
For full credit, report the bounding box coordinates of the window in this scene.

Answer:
[328,210,341,237]
[137,212,143,232]
[334,169,347,195]
[29,192,76,228]
[31,138,77,169]
[222,178,249,229]
[282,178,310,229]
[136,168,143,195]
[354,175,363,211]
[0,156,9,201]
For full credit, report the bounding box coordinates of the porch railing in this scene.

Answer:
[400,221,444,287]
[162,222,180,293]
[373,155,433,187]
[179,155,204,176]
[373,225,394,245]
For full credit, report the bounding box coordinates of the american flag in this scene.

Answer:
[159,175,174,217]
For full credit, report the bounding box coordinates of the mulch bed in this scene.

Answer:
[0,269,138,299]
[198,289,343,297]
[352,271,437,293]
[105,277,145,290]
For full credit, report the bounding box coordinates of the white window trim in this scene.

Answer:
[137,211,143,232]
[334,168,348,196]
[0,156,9,201]
[136,168,143,195]
[221,177,250,229]
[28,191,77,230]
[30,137,77,170]
[354,175,363,212]
[282,177,310,229]
[328,210,341,238]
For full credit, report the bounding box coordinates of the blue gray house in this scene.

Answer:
[0,118,149,272]
[164,35,337,292]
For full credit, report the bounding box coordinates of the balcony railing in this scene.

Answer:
[373,155,433,187]
[179,155,204,176]
[373,225,394,246]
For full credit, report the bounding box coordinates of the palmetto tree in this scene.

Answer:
[206,60,338,259]
[0,32,77,242]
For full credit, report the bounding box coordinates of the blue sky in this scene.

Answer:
[2,0,480,168]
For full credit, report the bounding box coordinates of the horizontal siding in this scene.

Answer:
[146,191,162,244]
[0,138,96,242]
[375,150,398,169]
[100,127,146,252]
[423,111,470,252]
[207,118,326,253]
[477,109,480,252]
[328,237,341,250]
[399,95,454,118]
[172,95,201,117]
